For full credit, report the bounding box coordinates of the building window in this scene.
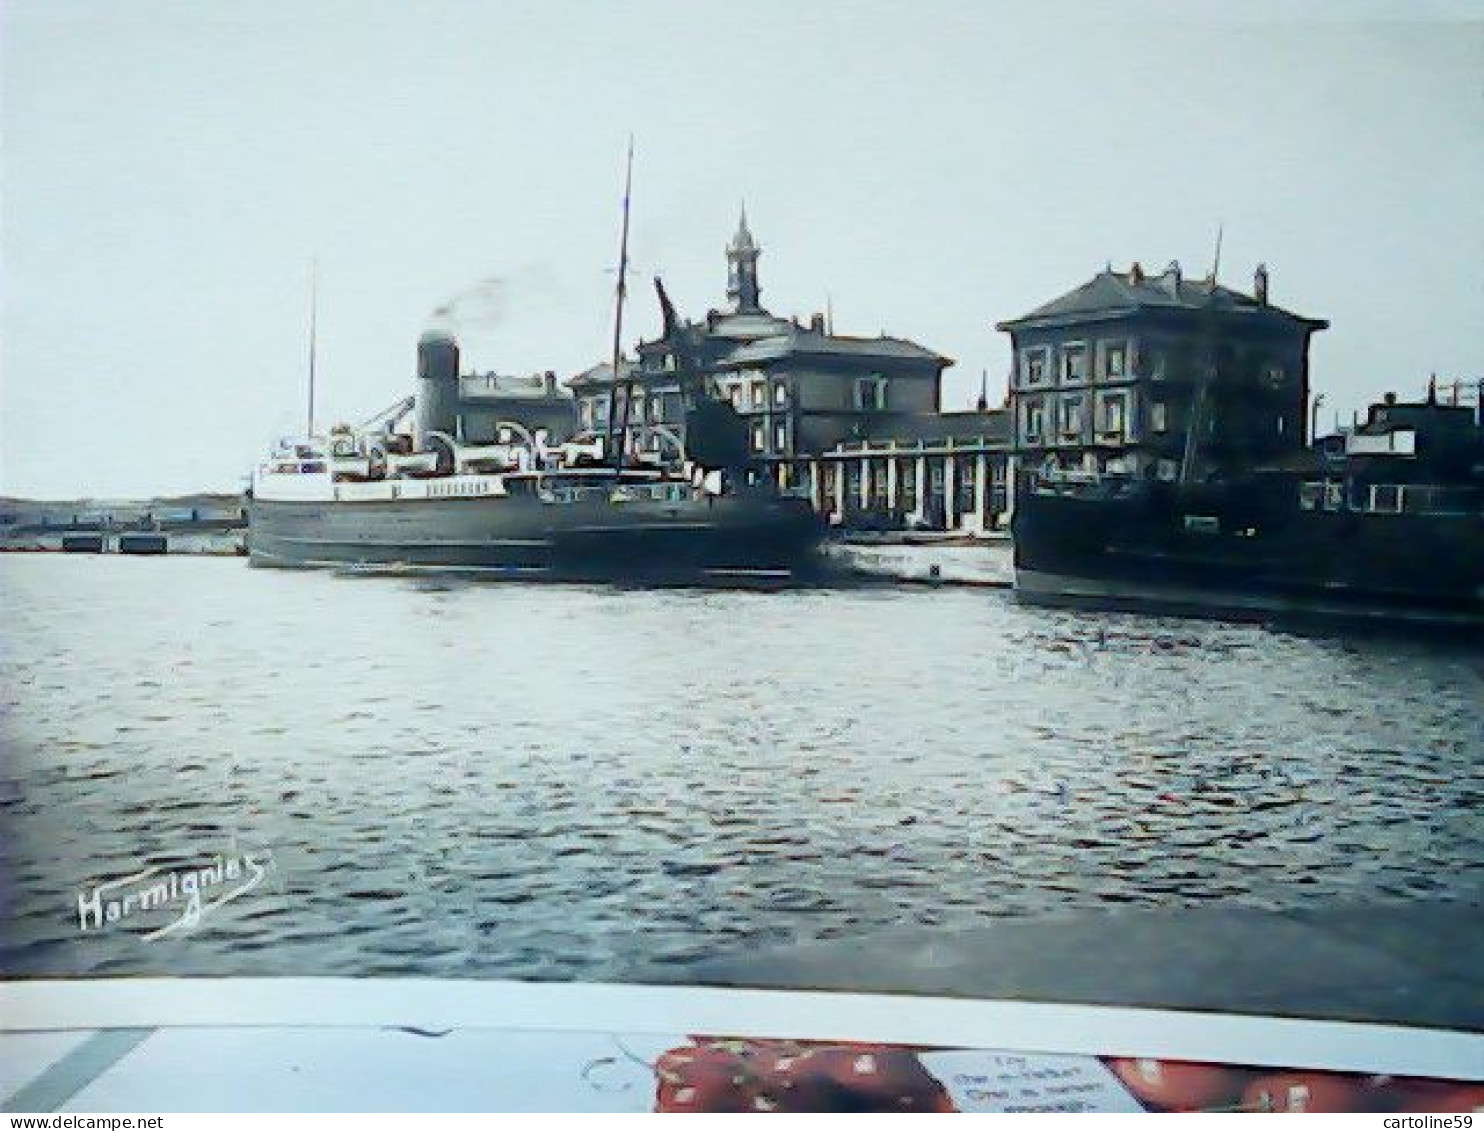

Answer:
[1059,397,1083,438]
[751,380,766,409]
[751,421,766,452]
[1024,400,1045,442]
[774,421,787,451]
[1150,402,1168,433]
[1100,395,1126,437]
[1021,348,1049,387]
[650,395,664,423]
[729,384,745,410]
[855,377,888,412]
[1061,343,1088,383]
[1104,343,1127,379]
[773,381,788,407]
[594,395,610,424]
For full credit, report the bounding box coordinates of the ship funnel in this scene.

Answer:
[416,328,461,444]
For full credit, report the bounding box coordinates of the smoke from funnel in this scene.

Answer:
[427,276,506,334]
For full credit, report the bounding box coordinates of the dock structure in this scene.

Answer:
[0,496,247,555]
[796,426,1012,535]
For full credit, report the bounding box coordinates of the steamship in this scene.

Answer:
[246,325,822,581]
[1013,383,1484,628]
[248,151,822,581]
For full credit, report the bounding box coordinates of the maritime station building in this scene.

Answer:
[568,211,1013,533]
[997,262,1329,485]
[423,219,1333,532]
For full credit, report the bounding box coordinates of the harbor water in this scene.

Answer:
[1,551,1482,981]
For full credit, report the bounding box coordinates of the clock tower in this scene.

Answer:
[726,205,762,313]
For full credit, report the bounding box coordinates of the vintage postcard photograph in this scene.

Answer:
[1,0,1481,1117]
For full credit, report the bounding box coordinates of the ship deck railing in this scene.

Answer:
[1299,480,1482,517]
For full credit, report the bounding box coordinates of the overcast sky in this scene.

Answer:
[3,0,1481,498]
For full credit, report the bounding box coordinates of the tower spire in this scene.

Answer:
[726,203,762,312]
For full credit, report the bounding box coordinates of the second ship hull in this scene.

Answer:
[1012,487,1484,629]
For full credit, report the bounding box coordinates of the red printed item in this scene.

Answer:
[654,1037,957,1113]
[1105,1058,1482,1114]
[650,1043,1479,1113]
[1107,1057,1254,1111]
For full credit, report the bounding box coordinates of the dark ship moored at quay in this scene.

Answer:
[1013,391,1484,628]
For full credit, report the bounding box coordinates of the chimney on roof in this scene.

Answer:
[544,370,557,395]
[810,312,826,333]
[1254,263,1269,306]
[1129,261,1144,285]
[1161,261,1182,296]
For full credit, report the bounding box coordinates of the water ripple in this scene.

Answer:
[1,553,1481,980]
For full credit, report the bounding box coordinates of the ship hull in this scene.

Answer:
[1012,487,1484,629]
[246,491,824,582]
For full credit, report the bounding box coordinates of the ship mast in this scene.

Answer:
[605,138,636,474]
[306,258,319,440]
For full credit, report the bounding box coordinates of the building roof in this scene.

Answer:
[564,360,637,390]
[730,327,949,365]
[865,409,1011,446]
[813,409,1011,453]
[996,264,1328,331]
[704,310,794,341]
[460,372,569,400]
